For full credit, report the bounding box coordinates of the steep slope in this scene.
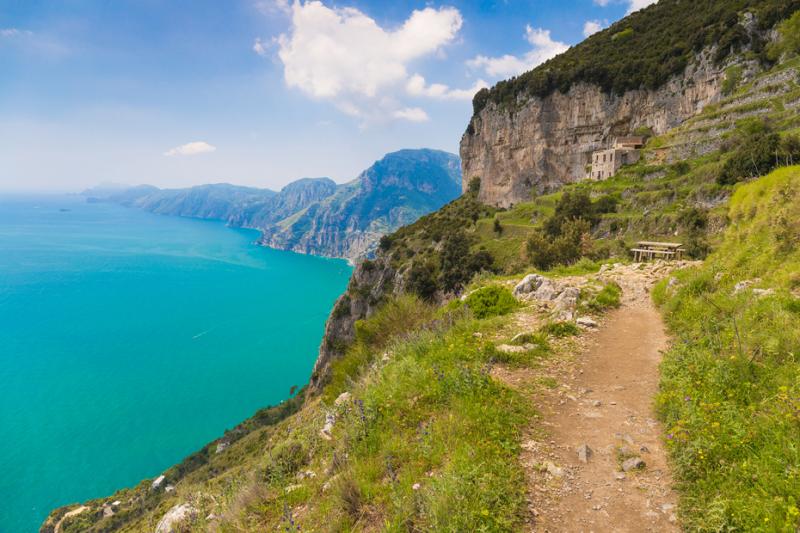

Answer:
[653,166,800,530]
[461,0,799,206]
[260,149,462,260]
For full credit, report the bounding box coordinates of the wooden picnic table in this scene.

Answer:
[630,241,685,261]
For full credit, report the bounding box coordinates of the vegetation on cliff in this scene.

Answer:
[472,0,800,115]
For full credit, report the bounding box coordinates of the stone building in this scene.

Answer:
[588,136,645,180]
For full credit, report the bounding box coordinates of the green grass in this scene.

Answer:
[654,166,800,532]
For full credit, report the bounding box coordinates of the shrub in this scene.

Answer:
[463,286,519,319]
[264,441,306,482]
[407,261,438,301]
[776,9,800,57]
[493,216,503,235]
[721,65,743,95]
[527,218,593,270]
[440,232,497,294]
[468,177,481,195]
[715,120,800,185]
[539,321,580,338]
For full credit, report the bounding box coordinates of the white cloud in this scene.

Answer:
[467,26,569,79]
[583,20,606,37]
[626,0,657,13]
[593,0,658,14]
[252,37,269,56]
[164,141,217,157]
[392,107,430,122]
[1,28,34,38]
[270,1,473,122]
[405,74,488,101]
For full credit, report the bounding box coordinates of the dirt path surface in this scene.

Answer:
[505,263,693,532]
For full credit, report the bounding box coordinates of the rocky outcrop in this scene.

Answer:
[460,51,733,207]
[308,256,399,393]
[155,503,197,533]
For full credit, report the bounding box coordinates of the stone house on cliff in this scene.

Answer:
[588,136,645,180]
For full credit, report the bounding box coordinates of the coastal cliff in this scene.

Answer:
[459,0,791,206]
[461,54,727,206]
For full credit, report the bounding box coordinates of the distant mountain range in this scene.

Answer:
[85,149,461,261]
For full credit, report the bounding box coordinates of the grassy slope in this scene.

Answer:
[653,166,800,532]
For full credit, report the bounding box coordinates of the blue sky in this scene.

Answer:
[0,0,649,192]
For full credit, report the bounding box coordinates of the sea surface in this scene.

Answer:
[0,195,352,532]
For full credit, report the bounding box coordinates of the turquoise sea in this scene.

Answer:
[0,195,352,532]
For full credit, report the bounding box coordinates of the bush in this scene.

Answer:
[716,121,800,185]
[721,65,743,95]
[439,232,497,294]
[493,216,503,235]
[527,218,593,270]
[264,441,307,482]
[539,321,580,338]
[407,261,438,301]
[463,286,519,319]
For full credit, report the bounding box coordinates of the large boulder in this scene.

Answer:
[513,274,545,297]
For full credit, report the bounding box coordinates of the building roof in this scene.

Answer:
[614,136,645,146]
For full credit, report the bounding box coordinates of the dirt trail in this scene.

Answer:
[512,264,687,532]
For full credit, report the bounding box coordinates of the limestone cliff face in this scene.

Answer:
[460,52,727,207]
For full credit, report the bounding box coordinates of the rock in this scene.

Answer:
[752,288,775,297]
[622,457,646,472]
[285,484,302,493]
[102,505,114,518]
[496,344,528,354]
[155,503,197,533]
[151,475,166,490]
[412,483,421,490]
[667,277,680,289]
[614,472,627,480]
[513,274,545,296]
[534,279,559,301]
[111,501,121,507]
[576,443,593,463]
[215,441,229,454]
[576,316,599,328]
[545,462,564,477]
[554,287,580,311]
[296,470,316,480]
[661,503,675,513]
[592,400,602,407]
[334,391,352,407]
[320,412,336,440]
[206,513,218,521]
[165,485,175,493]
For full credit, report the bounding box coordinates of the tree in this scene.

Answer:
[493,217,503,235]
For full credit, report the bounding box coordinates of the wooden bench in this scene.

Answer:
[631,241,685,262]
